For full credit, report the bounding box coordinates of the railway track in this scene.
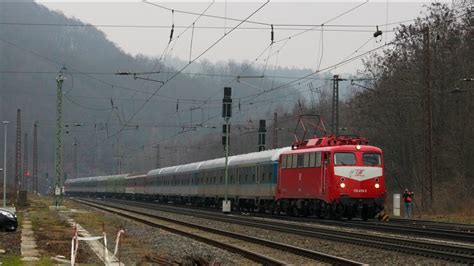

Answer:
[97,198,474,264]
[262,215,474,243]
[73,198,365,266]
[388,217,474,232]
[123,198,474,243]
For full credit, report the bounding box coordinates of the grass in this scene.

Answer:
[63,199,162,264]
[24,194,99,264]
[423,214,474,224]
[0,255,22,265]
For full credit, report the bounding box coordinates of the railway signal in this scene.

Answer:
[258,120,266,151]
[222,87,232,214]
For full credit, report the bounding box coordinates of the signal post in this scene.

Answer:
[222,87,232,213]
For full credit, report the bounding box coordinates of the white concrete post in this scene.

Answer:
[393,193,401,216]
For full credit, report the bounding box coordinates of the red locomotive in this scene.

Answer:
[276,135,386,219]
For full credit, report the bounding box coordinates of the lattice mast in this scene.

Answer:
[54,69,65,207]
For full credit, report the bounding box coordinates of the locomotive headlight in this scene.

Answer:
[375,183,380,189]
[356,145,361,150]
[340,183,346,188]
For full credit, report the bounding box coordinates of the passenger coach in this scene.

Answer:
[65,135,386,219]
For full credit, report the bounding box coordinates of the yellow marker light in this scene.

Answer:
[375,183,380,189]
[356,145,361,150]
[340,183,346,188]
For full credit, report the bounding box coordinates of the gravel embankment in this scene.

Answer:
[69,199,452,265]
[65,200,256,265]
[132,205,448,265]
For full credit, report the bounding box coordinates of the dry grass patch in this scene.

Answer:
[63,198,171,264]
[27,194,99,264]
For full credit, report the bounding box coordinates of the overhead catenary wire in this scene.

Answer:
[0,21,399,33]
[273,1,369,44]
[141,0,403,29]
[2,8,469,31]
[64,94,114,111]
[0,37,160,97]
[237,41,393,106]
[139,0,379,137]
[6,2,459,154]
[104,0,270,142]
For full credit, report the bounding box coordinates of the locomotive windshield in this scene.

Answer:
[334,153,356,165]
[363,153,382,166]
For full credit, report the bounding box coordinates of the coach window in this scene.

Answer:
[303,153,310,167]
[334,152,356,166]
[363,153,381,166]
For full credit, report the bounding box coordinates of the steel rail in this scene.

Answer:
[101,198,474,264]
[388,217,474,232]
[74,198,365,266]
[113,198,474,242]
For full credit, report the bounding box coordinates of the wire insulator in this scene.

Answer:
[169,24,175,43]
[271,24,274,44]
[373,25,382,38]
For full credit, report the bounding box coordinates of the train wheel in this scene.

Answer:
[331,204,344,220]
[361,204,369,221]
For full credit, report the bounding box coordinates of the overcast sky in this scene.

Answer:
[35,1,443,74]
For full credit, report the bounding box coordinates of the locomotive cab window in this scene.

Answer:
[286,155,292,169]
[297,154,304,168]
[303,153,310,167]
[334,152,356,166]
[363,153,381,166]
[281,155,287,168]
[292,154,298,168]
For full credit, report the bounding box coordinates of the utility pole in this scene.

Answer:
[116,144,123,174]
[33,122,38,194]
[154,144,160,168]
[331,75,346,136]
[73,138,78,179]
[222,87,232,213]
[14,109,21,201]
[273,112,278,149]
[23,133,28,192]
[3,121,9,208]
[54,69,65,208]
[422,27,433,211]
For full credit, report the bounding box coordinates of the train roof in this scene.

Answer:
[199,157,226,171]
[228,147,291,167]
[65,174,128,184]
[283,144,382,153]
[147,147,291,177]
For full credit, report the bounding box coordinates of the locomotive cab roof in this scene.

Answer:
[291,135,370,150]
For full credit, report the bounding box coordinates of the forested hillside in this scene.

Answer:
[346,4,473,213]
[0,1,315,182]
